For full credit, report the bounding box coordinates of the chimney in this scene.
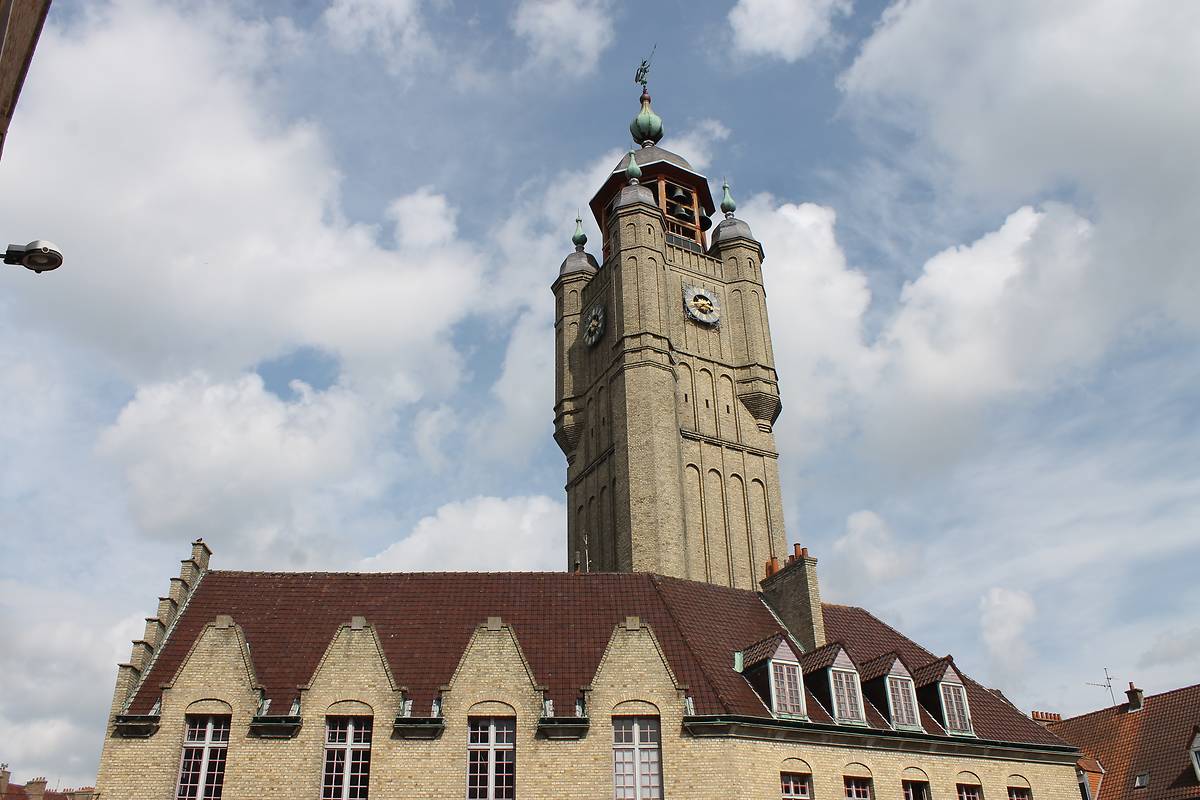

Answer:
[760,543,826,651]
[1126,682,1144,711]
[1,764,9,794]
[1031,710,1062,726]
[70,788,97,800]
[26,776,48,800]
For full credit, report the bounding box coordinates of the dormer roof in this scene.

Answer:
[742,631,798,669]
[912,656,961,687]
[801,641,848,673]
[858,651,916,683]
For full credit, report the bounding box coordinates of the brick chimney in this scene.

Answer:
[26,776,48,800]
[1126,681,1144,711]
[0,764,9,794]
[1031,710,1061,726]
[759,544,826,651]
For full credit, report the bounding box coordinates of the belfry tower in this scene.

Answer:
[552,86,788,589]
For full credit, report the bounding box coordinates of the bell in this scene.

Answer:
[667,185,690,204]
[672,205,694,221]
[699,215,712,231]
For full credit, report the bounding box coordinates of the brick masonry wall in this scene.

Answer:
[94,617,1079,799]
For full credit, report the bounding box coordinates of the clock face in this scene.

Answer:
[683,285,721,325]
[583,303,605,346]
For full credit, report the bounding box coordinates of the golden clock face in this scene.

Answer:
[583,304,605,346]
[683,285,720,325]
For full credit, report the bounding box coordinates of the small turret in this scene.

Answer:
[558,215,599,278]
[711,179,757,249]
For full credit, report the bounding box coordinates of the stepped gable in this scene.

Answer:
[123,572,1071,747]
[1048,683,1200,800]
[824,603,1066,746]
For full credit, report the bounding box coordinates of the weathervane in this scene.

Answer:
[634,44,656,90]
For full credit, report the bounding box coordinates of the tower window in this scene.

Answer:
[176,715,230,800]
[322,716,372,799]
[468,717,516,800]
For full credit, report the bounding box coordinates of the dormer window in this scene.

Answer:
[1191,730,1200,781]
[772,660,805,716]
[888,676,920,729]
[832,669,865,722]
[941,682,973,734]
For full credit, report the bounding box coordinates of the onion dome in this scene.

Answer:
[629,89,664,147]
[711,181,755,245]
[572,215,588,247]
[625,149,642,183]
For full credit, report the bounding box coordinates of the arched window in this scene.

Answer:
[176,714,230,799]
[612,716,661,799]
[322,716,372,799]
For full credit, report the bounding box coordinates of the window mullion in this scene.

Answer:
[340,719,354,800]
[196,718,214,797]
[488,719,497,800]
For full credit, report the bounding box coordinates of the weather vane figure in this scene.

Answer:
[634,44,656,89]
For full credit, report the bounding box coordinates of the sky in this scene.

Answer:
[1,0,1198,788]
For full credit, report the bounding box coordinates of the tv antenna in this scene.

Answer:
[1086,667,1117,706]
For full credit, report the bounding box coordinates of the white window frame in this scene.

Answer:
[829,669,866,723]
[940,682,974,735]
[175,715,230,800]
[1191,734,1200,782]
[467,717,516,800]
[844,776,873,800]
[322,716,372,800]
[886,675,921,729]
[612,716,662,800]
[781,771,812,799]
[957,784,984,800]
[1007,787,1032,800]
[768,659,806,717]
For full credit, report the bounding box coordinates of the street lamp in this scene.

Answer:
[4,240,62,273]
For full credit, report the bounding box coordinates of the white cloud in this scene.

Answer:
[979,587,1036,683]
[362,495,565,571]
[322,0,435,74]
[825,510,915,599]
[511,0,614,78]
[729,0,851,62]
[1138,627,1200,669]
[97,373,393,564]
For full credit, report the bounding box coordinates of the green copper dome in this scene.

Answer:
[571,215,587,248]
[629,90,663,146]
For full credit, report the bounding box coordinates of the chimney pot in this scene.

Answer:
[1126,682,1144,711]
[793,543,803,559]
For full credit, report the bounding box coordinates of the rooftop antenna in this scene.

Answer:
[1086,667,1117,706]
[634,43,656,89]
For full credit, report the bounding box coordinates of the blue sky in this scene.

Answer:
[1,0,1198,788]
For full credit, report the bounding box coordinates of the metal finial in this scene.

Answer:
[625,150,642,185]
[720,179,736,217]
[634,44,656,90]
[572,215,587,249]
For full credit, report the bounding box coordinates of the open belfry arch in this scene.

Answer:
[553,86,786,587]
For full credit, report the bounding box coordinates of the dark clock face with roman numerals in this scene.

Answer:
[583,303,605,346]
[683,285,720,325]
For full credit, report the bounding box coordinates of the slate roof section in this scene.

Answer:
[1049,683,1200,800]
[125,573,1069,748]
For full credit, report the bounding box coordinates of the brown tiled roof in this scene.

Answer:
[800,641,846,673]
[1049,684,1200,800]
[741,632,794,668]
[124,573,1069,748]
[912,656,954,687]
[823,604,1066,746]
[859,651,909,683]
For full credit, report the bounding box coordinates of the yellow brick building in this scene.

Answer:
[93,87,1082,800]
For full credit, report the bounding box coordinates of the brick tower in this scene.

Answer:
[552,87,787,588]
